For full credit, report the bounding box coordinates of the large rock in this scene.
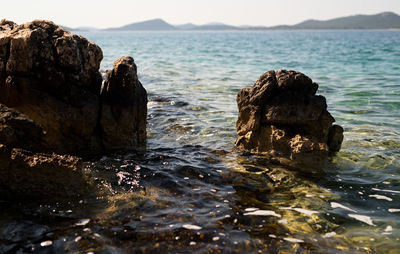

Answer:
[101,56,147,149]
[0,19,103,155]
[0,20,148,200]
[0,20,148,155]
[235,70,343,169]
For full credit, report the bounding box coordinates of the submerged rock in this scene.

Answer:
[235,70,343,169]
[101,56,147,149]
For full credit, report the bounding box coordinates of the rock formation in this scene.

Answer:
[0,20,148,199]
[101,56,148,149]
[0,19,103,155]
[0,105,89,199]
[235,70,343,169]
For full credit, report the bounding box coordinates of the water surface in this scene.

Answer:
[1,30,400,253]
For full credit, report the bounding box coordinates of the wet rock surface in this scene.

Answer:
[0,145,89,199]
[0,20,148,199]
[101,56,148,150]
[235,70,344,169]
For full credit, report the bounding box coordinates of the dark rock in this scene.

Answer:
[0,20,148,155]
[235,70,344,169]
[0,20,148,200]
[101,56,147,149]
[0,19,103,155]
[0,144,90,199]
[328,125,344,152]
[0,104,46,152]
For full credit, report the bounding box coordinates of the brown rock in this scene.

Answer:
[0,104,46,152]
[235,70,344,169]
[101,56,147,149]
[0,20,104,155]
[0,20,148,200]
[0,144,90,199]
[0,20,148,156]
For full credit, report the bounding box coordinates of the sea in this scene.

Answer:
[1,30,400,253]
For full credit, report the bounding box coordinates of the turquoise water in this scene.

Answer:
[1,30,400,253]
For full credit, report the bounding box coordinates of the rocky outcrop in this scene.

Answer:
[235,70,343,169]
[0,19,148,155]
[0,104,90,199]
[101,56,147,149]
[0,19,103,155]
[0,20,148,199]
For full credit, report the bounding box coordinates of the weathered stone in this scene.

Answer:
[0,145,90,199]
[101,56,147,149]
[0,20,104,155]
[0,104,46,152]
[328,125,344,152]
[0,20,148,156]
[235,70,343,169]
[0,20,148,200]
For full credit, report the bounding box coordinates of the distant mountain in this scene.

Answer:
[193,22,238,30]
[176,23,197,30]
[75,26,98,31]
[88,12,400,31]
[105,18,177,31]
[274,12,400,30]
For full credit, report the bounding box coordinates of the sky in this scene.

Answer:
[1,0,400,28]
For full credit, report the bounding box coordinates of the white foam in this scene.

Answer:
[245,208,259,212]
[323,232,337,238]
[280,207,318,216]
[40,240,53,247]
[385,225,393,232]
[369,194,393,201]
[244,210,281,217]
[330,202,357,213]
[278,219,288,224]
[284,237,304,243]
[348,214,375,226]
[372,188,400,194]
[182,224,202,230]
[75,219,90,226]
[292,208,318,216]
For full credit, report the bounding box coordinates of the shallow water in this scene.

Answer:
[1,30,400,253]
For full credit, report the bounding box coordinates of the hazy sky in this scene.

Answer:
[2,0,400,28]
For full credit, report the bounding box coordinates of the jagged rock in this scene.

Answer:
[0,20,148,155]
[0,144,90,199]
[0,19,103,155]
[0,20,148,200]
[101,56,147,149]
[235,70,344,169]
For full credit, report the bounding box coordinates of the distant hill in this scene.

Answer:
[96,12,400,31]
[105,18,177,31]
[275,12,400,30]
[192,22,238,30]
[176,23,197,30]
